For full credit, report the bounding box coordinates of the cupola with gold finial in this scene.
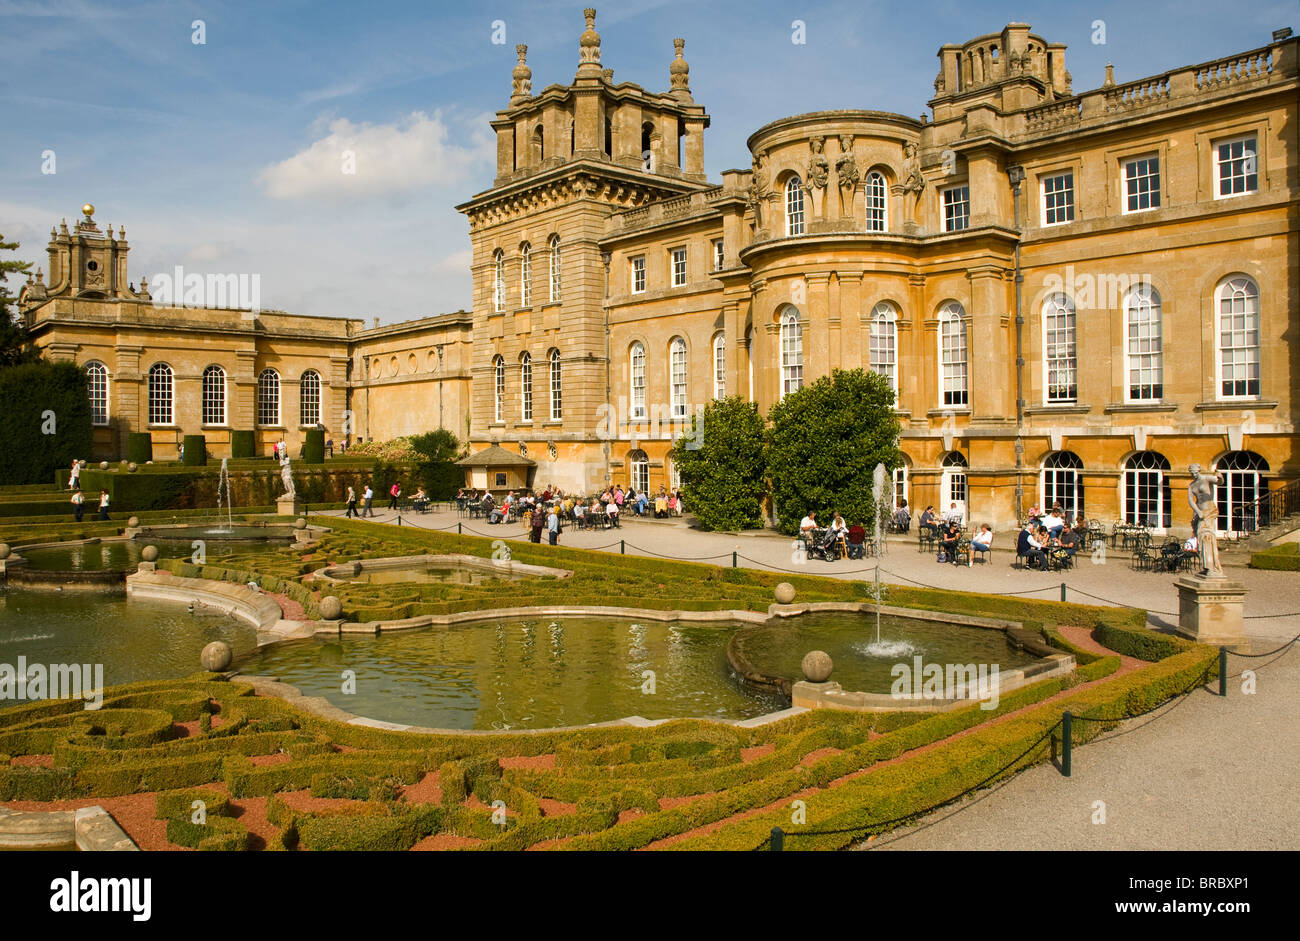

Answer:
[576,8,601,79]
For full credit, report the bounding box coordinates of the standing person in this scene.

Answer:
[71,488,85,522]
[345,485,358,518]
[362,483,375,518]
[96,489,110,521]
[388,480,401,510]
[530,502,546,543]
[547,506,560,546]
[68,459,81,490]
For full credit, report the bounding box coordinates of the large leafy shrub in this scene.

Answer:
[670,396,767,531]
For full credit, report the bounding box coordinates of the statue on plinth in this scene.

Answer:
[279,453,296,500]
[1187,464,1223,578]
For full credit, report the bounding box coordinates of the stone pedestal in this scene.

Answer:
[1175,576,1247,647]
[276,496,304,517]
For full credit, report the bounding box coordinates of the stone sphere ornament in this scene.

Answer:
[801,650,833,683]
[319,595,343,620]
[0,544,10,560]
[294,517,308,530]
[99,461,109,470]
[200,641,233,672]
[774,582,796,604]
[140,545,158,562]
[127,462,138,472]
[127,516,140,528]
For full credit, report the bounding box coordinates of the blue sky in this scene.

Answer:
[1,0,1291,322]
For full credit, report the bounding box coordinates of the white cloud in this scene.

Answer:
[256,110,492,200]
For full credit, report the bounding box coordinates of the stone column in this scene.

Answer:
[966,264,1011,422]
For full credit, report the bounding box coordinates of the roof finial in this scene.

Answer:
[669,38,691,100]
[1103,62,1115,87]
[577,8,601,78]
[511,44,532,105]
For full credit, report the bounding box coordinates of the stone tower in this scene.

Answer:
[19,204,144,322]
[456,9,712,492]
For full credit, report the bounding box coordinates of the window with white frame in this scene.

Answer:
[1215,135,1258,198]
[1041,451,1084,521]
[1043,293,1077,403]
[1041,172,1074,225]
[942,185,970,232]
[520,243,532,307]
[868,302,897,394]
[712,333,725,399]
[201,365,226,426]
[865,171,887,231]
[630,449,649,494]
[1124,155,1160,212]
[780,309,803,399]
[1217,276,1260,398]
[631,256,646,294]
[670,248,687,287]
[493,250,505,312]
[669,337,688,418]
[256,368,280,426]
[148,363,174,425]
[893,466,908,510]
[492,356,505,423]
[299,370,321,426]
[548,236,561,301]
[939,303,967,407]
[1215,450,1268,534]
[1125,284,1163,401]
[520,352,533,421]
[85,361,109,426]
[630,342,647,419]
[712,239,724,271]
[549,348,562,420]
[786,176,805,236]
[1124,450,1171,528]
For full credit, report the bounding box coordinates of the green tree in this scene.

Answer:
[669,396,767,531]
[0,234,37,367]
[408,429,464,500]
[0,360,94,485]
[765,368,902,535]
[408,429,462,463]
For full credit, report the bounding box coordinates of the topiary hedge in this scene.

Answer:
[182,435,207,466]
[127,432,153,465]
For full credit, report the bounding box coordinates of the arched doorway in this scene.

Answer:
[629,449,649,494]
[1214,451,1269,534]
[1041,451,1084,521]
[940,452,968,524]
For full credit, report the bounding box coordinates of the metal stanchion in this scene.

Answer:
[770,826,783,851]
[620,539,625,555]
[1062,711,1072,777]
[733,551,738,568]
[1219,647,1228,697]
[1060,582,1066,603]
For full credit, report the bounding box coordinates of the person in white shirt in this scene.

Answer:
[799,512,818,537]
[96,489,110,520]
[944,502,964,526]
[1043,509,1064,537]
[971,524,993,563]
[362,484,374,517]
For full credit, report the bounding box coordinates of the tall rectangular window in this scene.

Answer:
[1042,172,1074,225]
[1215,135,1258,198]
[1218,277,1260,397]
[943,186,969,232]
[865,172,887,232]
[940,307,967,406]
[631,256,646,294]
[1126,286,1163,401]
[671,248,687,287]
[520,244,532,307]
[1124,156,1160,213]
[670,337,688,419]
[712,239,724,271]
[1043,295,1077,403]
[868,305,896,393]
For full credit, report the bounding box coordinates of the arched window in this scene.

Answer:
[603,117,612,158]
[548,236,561,302]
[940,451,968,522]
[299,370,321,426]
[1123,451,1172,528]
[1215,451,1269,534]
[939,302,968,407]
[865,171,887,231]
[519,243,532,308]
[868,302,897,394]
[549,348,562,420]
[712,333,726,400]
[630,449,649,494]
[1216,276,1260,398]
[785,176,805,236]
[520,352,533,421]
[202,365,226,426]
[641,122,655,171]
[780,309,803,399]
[629,342,647,420]
[1125,284,1163,401]
[746,325,754,401]
[256,368,280,426]
[1043,293,1077,403]
[893,464,909,510]
[493,249,505,312]
[85,361,109,426]
[1041,451,1084,521]
[669,337,688,419]
[492,355,505,423]
[531,124,544,164]
[148,363,174,425]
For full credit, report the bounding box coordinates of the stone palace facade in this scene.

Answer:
[19,12,1299,534]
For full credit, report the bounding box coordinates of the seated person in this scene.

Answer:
[799,511,818,539]
[939,522,961,562]
[1016,524,1047,570]
[635,492,649,516]
[655,494,669,518]
[892,502,911,533]
[847,523,866,554]
[573,502,586,528]
[1042,508,1065,538]
[821,514,848,551]
[943,503,964,527]
[412,487,429,511]
[1057,526,1079,560]
[919,506,938,536]
[971,524,993,558]
[667,494,679,515]
[606,499,620,527]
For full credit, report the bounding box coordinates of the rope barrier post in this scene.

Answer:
[770,826,783,852]
[1060,582,1066,603]
[620,539,625,555]
[457,522,462,535]
[1062,711,1072,777]
[733,550,738,568]
[1219,646,1228,697]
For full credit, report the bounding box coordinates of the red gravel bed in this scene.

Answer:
[499,754,555,771]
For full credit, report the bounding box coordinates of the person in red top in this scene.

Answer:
[388,481,401,510]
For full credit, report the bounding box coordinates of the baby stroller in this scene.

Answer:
[804,527,844,562]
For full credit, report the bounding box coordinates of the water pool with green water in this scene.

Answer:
[344,565,528,586]
[736,611,1043,693]
[245,618,786,730]
[20,539,281,573]
[0,591,256,708]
